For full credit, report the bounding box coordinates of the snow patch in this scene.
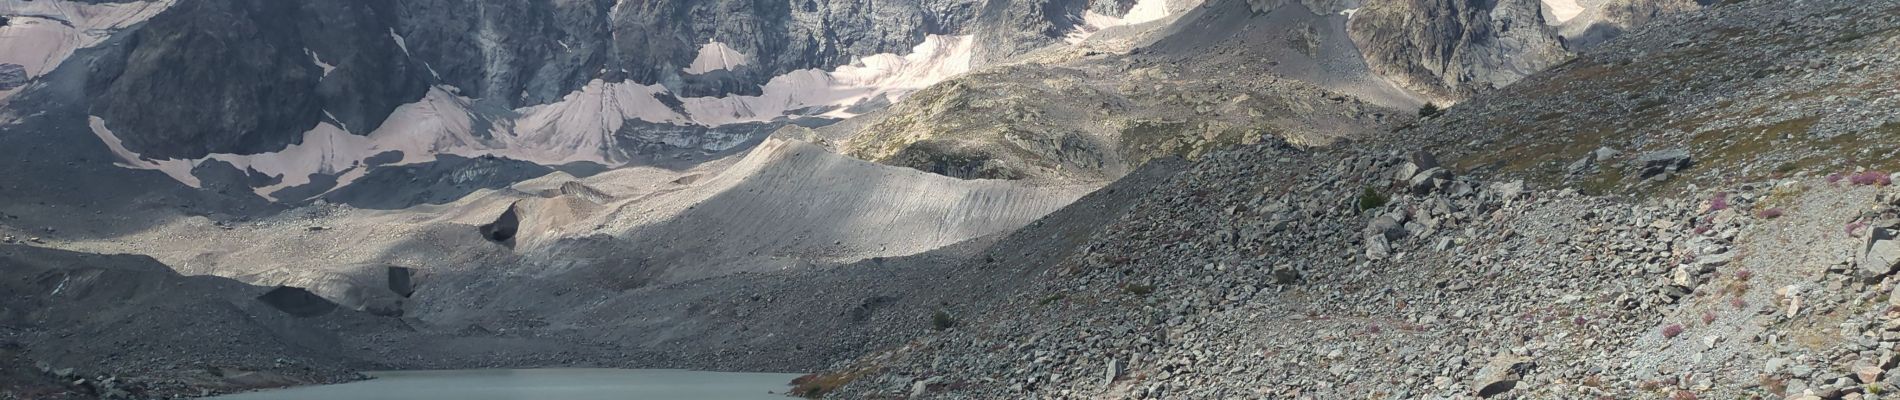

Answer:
[388,28,410,55]
[306,48,336,78]
[1065,0,1179,44]
[680,34,974,124]
[1541,0,1584,24]
[683,41,748,75]
[88,116,201,188]
[0,0,175,100]
[509,80,688,164]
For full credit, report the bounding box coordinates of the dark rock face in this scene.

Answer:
[256,286,340,317]
[0,64,25,90]
[88,0,323,160]
[71,0,1069,160]
[1347,0,1570,101]
[480,203,522,244]
[393,0,613,107]
[86,0,428,160]
[387,266,415,298]
[970,0,1088,65]
[607,0,984,97]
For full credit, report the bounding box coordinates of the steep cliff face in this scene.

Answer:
[87,0,429,159]
[1344,0,1709,103]
[1346,0,1571,102]
[28,0,1099,163]
[1556,0,1707,48]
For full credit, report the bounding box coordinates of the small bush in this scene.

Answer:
[1037,294,1065,305]
[790,372,861,399]
[1729,297,1747,309]
[1849,221,1869,237]
[1661,323,1685,339]
[1357,187,1389,213]
[1757,208,1785,219]
[1761,376,1788,397]
[1418,103,1444,118]
[1700,310,1717,325]
[1851,171,1893,186]
[931,311,956,331]
[1122,283,1155,296]
[1708,192,1729,211]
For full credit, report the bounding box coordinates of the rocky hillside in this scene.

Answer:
[0,0,1168,201]
[796,0,1715,183]
[814,0,1900,398]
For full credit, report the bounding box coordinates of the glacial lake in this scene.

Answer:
[210,368,804,400]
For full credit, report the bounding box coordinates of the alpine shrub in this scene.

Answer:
[1661,323,1685,339]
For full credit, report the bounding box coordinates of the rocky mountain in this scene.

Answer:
[2,0,1839,398]
[4,0,1174,200]
[808,0,1900,398]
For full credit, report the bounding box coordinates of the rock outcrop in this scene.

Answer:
[1347,0,1571,102]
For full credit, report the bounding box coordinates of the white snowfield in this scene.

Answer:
[70,25,975,200]
[682,41,749,74]
[0,0,173,101]
[1066,0,1194,44]
[1542,0,1585,24]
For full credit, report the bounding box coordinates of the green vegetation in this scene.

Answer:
[790,370,867,399]
[1357,187,1390,213]
[1418,103,1444,118]
[931,310,957,331]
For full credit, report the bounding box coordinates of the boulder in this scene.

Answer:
[1489,180,1526,201]
[1863,228,1900,278]
[1471,352,1533,397]
[1594,146,1621,162]
[1410,167,1450,195]
[1367,215,1407,241]
[1394,151,1442,184]
[387,266,416,298]
[1566,156,1594,175]
[1366,235,1393,260]
[1854,361,1884,383]
[1638,149,1693,178]
[1409,151,1442,171]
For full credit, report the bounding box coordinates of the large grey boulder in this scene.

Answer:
[1471,352,1533,397]
[1862,227,1900,278]
[1367,215,1407,241]
[1637,149,1693,179]
[1410,167,1451,195]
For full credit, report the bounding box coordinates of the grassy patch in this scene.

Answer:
[1357,187,1390,213]
[790,369,870,398]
